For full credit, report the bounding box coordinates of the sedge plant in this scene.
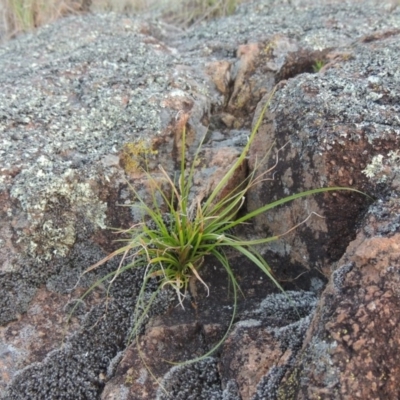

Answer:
[73,86,367,365]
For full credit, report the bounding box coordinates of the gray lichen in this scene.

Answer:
[177,0,400,56]
[222,380,241,400]
[156,291,317,400]
[332,262,354,293]
[270,40,400,152]
[362,150,400,185]
[250,292,317,400]
[244,290,317,326]
[156,357,223,400]
[5,265,173,399]
[0,13,184,265]
[11,168,107,261]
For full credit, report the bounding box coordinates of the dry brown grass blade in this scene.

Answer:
[3,0,88,39]
[1,0,244,41]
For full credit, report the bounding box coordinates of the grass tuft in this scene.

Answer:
[72,86,369,369]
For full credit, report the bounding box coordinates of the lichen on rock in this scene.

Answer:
[1,0,400,399]
[11,167,107,261]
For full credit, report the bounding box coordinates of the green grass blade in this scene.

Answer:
[226,186,369,229]
[203,86,278,210]
[232,244,285,294]
[165,249,238,366]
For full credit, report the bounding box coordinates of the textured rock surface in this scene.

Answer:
[279,199,400,399]
[247,31,400,274]
[0,12,219,397]
[0,0,400,399]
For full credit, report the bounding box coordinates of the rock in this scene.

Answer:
[219,291,317,400]
[279,199,400,399]
[101,262,318,400]
[0,12,221,397]
[0,0,400,399]
[247,31,400,273]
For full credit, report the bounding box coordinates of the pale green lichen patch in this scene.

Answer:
[0,14,188,266]
[120,139,159,174]
[11,167,107,261]
[362,150,400,183]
